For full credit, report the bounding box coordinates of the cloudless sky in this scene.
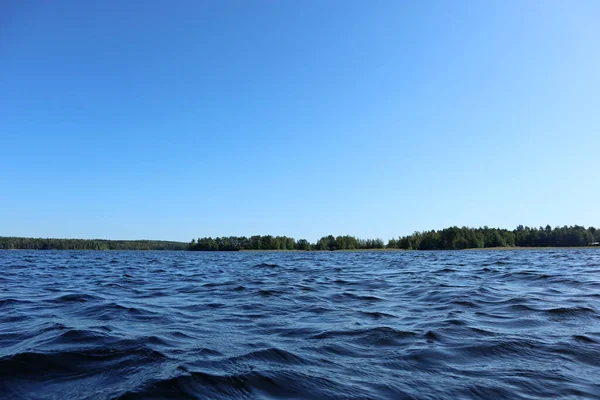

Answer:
[1,1,599,242]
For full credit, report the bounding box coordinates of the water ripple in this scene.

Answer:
[1,249,600,399]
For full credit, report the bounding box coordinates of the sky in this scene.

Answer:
[1,1,599,242]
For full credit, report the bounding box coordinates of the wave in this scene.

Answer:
[2,249,600,399]
[358,311,397,319]
[253,263,280,268]
[224,348,309,365]
[0,298,34,308]
[454,339,543,359]
[332,292,384,302]
[50,293,103,303]
[572,334,598,344]
[0,344,166,380]
[117,369,357,400]
[545,306,597,317]
[311,327,416,346]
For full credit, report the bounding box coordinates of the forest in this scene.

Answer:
[0,237,188,250]
[190,225,600,251]
[391,225,600,250]
[188,235,385,251]
[2,225,598,251]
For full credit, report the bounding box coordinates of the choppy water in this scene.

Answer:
[1,250,600,399]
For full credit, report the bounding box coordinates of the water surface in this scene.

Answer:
[1,250,599,399]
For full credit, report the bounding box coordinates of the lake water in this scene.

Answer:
[1,250,599,399]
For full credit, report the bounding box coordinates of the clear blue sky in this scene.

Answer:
[1,1,599,242]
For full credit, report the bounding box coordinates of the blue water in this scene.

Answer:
[1,250,600,399]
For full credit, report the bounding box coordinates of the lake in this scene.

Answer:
[1,250,599,399]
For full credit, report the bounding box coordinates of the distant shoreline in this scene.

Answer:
[189,226,600,251]
[237,247,600,252]
[2,247,598,252]
[2,225,599,251]
[463,246,600,251]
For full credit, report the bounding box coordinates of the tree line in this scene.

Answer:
[0,237,188,250]
[389,225,600,250]
[2,225,598,251]
[189,235,385,251]
[190,225,600,251]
